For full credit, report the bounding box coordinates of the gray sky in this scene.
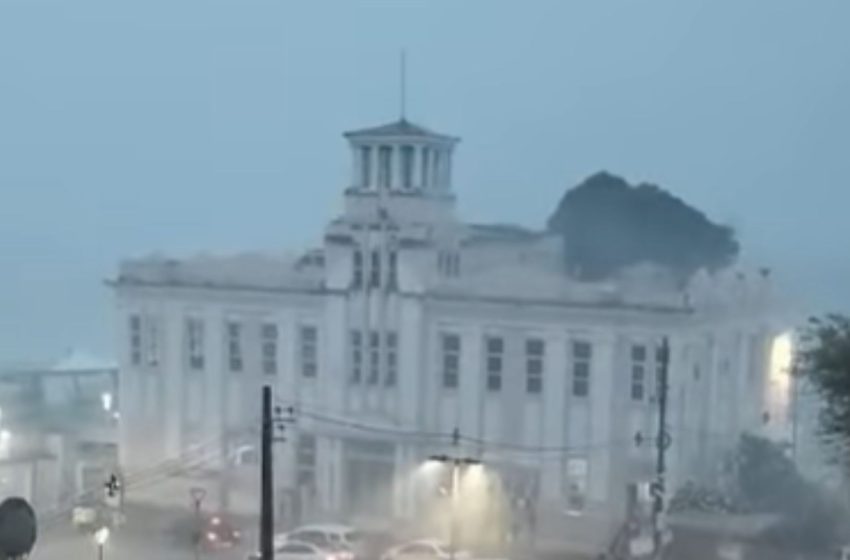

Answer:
[1,0,848,363]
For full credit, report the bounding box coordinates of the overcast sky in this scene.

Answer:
[1,0,848,363]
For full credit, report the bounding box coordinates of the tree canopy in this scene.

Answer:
[546,172,739,281]
[670,434,844,552]
[797,314,850,466]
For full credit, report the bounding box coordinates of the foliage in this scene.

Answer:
[546,172,739,281]
[797,314,850,467]
[723,434,845,552]
[759,488,845,553]
[668,481,739,514]
[724,434,806,513]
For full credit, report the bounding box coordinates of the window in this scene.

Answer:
[421,148,430,187]
[261,323,278,375]
[369,250,381,288]
[352,250,363,288]
[226,321,243,372]
[485,336,503,392]
[145,316,160,367]
[350,330,363,384]
[378,145,392,189]
[299,326,318,378]
[526,338,545,394]
[185,317,205,371]
[565,457,588,513]
[129,314,142,365]
[368,330,380,385]
[441,333,460,389]
[572,341,592,397]
[631,345,647,401]
[388,251,398,289]
[296,434,316,486]
[360,146,372,187]
[401,145,414,189]
[386,331,398,387]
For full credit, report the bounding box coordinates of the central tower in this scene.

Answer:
[341,118,460,226]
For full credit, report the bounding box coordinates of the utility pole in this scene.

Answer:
[449,428,460,560]
[652,337,671,558]
[260,385,274,560]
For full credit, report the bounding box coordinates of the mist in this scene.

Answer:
[1,0,849,362]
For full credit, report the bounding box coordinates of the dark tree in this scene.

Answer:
[727,434,805,513]
[546,172,739,281]
[797,314,850,466]
[729,434,844,553]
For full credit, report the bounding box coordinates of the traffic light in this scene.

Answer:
[104,474,119,497]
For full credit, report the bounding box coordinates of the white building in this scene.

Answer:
[0,350,119,513]
[112,117,789,552]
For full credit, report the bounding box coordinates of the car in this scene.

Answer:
[381,540,471,560]
[247,540,349,560]
[200,514,242,551]
[275,524,360,559]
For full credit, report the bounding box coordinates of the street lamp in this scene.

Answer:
[93,526,110,560]
[190,487,208,560]
[428,453,481,560]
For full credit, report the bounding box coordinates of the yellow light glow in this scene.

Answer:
[770,332,794,392]
[767,331,795,434]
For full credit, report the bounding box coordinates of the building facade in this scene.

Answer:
[112,118,789,551]
[0,351,119,514]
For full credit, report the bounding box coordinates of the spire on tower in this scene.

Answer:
[399,49,407,121]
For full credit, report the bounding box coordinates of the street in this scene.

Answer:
[32,504,255,560]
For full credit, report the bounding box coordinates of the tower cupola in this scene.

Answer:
[343,119,459,195]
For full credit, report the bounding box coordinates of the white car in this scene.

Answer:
[275,524,361,557]
[381,540,471,560]
[274,541,348,560]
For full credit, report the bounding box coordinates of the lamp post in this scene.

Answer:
[93,526,109,560]
[190,487,207,560]
[429,430,481,560]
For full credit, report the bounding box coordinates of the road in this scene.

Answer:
[32,504,255,560]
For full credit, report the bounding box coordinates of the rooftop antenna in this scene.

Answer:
[399,49,407,121]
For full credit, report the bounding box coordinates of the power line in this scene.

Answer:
[278,398,646,458]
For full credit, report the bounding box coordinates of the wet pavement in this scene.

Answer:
[32,504,254,560]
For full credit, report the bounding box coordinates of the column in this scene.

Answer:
[411,145,421,190]
[589,333,616,505]
[399,299,424,427]
[420,146,430,190]
[459,326,484,441]
[352,146,361,188]
[372,144,380,191]
[444,151,453,192]
[324,295,348,413]
[432,150,442,191]
[541,333,567,501]
[163,303,183,459]
[205,309,225,467]
[392,144,403,190]
[666,336,684,497]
